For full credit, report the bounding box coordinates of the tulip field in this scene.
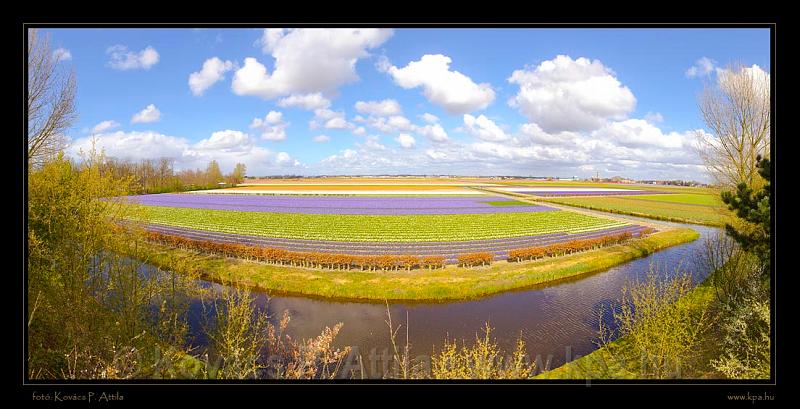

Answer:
[129,181,662,267]
[138,205,630,242]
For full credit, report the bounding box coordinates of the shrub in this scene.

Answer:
[711,297,770,379]
[599,270,709,379]
[507,231,635,262]
[431,324,535,379]
[421,256,446,270]
[457,252,493,267]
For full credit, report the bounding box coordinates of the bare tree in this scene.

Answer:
[229,163,247,185]
[28,28,77,168]
[696,63,770,189]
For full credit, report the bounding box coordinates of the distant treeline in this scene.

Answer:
[98,157,246,194]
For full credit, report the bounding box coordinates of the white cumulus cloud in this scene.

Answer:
[310,108,354,130]
[356,114,415,134]
[189,57,235,96]
[354,99,402,116]
[716,64,770,89]
[276,151,300,166]
[231,28,393,99]
[421,113,439,123]
[395,133,416,149]
[591,119,693,149]
[194,130,254,152]
[352,126,367,136]
[278,93,332,110]
[508,55,636,133]
[69,131,187,161]
[313,134,331,142]
[107,45,159,70]
[463,114,509,142]
[67,130,303,175]
[685,57,717,78]
[131,104,161,123]
[417,123,449,143]
[644,112,664,124]
[518,123,579,146]
[90,120,120,134]
[312,115,711,181]
[250,111,289,141]
[361,135,387,151]
[384,54,495,114]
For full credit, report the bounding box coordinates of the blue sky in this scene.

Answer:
[46,28,770,180]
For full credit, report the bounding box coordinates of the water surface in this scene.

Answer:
[176,219,717,378]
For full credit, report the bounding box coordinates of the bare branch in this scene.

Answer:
[695,62,770,189]
[27,28,77,168]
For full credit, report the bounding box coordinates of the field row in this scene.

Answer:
[194,186,487,195]
[493,187,662,197]
[125,194,556,215]
[135,206,627,242]
[144,223,650,262]
[539,195,729,226]
[239,178,494,186]
[229,185,466,190]
[509,191,670,197]
[147,228,645,269]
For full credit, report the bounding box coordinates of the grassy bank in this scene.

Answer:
[142,228,699,302]
[536,275,716,379]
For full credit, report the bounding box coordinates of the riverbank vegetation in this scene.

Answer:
[538,268,716,379]
[538,231,769,380]
[375,309,538,379]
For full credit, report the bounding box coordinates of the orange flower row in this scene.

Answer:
[147,227,655,271]
[457,252,494,267]
[146,231,446,271]
[507,229,651,262]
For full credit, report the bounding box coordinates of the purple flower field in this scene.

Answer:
[125,193,558,215]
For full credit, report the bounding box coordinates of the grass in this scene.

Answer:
[538,196,731,226]
[135,206,626,242]
[536,275,716,379]
[142,228,699,302]
[621,193,723,206]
